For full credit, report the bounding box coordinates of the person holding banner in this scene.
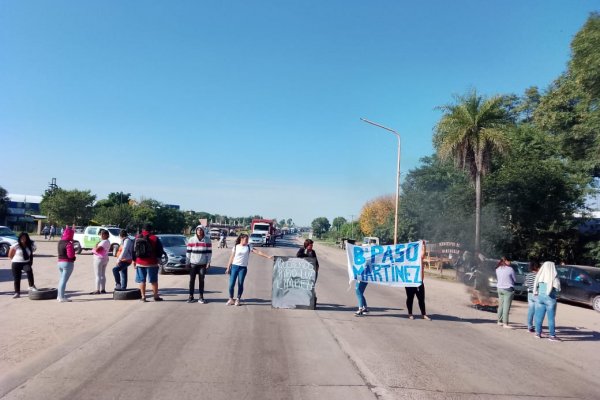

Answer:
[296,239,320,280]
[405,241,431,320]
[225,233,273,306]
[354,281,369,316]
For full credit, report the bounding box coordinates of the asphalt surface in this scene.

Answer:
[1,235,599,399]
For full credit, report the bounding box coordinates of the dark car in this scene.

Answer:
[156,234,188,274]
[556,265,600,312]
[483,260,530,298]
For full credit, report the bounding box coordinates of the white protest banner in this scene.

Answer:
[346,240,424,287]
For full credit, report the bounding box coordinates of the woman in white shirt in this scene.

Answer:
[8,232,37,298]
[91,229,111,294]
[225,233,272,306]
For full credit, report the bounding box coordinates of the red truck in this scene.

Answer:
[251,219,277,246]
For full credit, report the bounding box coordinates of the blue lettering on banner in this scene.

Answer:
[394,243,405,262]
[372,265,382,281]
[407,243,419,262]
[381,264,391,281]
[352,265,365,279]
[381,247,394,263]
[370,245,384,264]
[354,246,365,265]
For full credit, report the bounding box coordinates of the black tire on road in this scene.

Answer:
[113,289,142,300]
[74,241,82,254]
[29,288,58,300]
[0,243,10,257]
[593,295,600,312]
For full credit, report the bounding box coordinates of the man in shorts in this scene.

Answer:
[133,223,167,302]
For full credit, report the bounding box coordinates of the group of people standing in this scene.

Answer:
[495,257,562,341]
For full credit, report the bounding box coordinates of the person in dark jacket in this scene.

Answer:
[296,239,320,281]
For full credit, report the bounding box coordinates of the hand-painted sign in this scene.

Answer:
[272,256,317,309]
[346,241,424,287]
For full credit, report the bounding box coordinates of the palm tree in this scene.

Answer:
[434,90,512,254]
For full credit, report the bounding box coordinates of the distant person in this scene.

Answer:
[524,261,540,333]
[225,233,273,306]
[406,242,431,320]
[296,239,319,281]
[219,231,227,248]
[496,257,515,328]
[533,261,562,341]
[57,226,77,302]
[113,229,134,290]
[134,223,167,302]
[90,229,110,294]
[186,226,213,303]
[49,225,56,240]
[354,280,369,316]
[42,225,49,240]
[9,232,37,298]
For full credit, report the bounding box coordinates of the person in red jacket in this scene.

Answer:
[133,224,167,302]
[57,226,77,302]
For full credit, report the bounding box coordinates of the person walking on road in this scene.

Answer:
[90,229,110,294]
[57,226,77,302]
[186,225,212,303]
[49,225,56,240]
[134,224,167,302]
[533,261,562,341]
[219,231,228,248]
[113,229,134,290]
[42,225,49,240]
[225,233,273,306]
[9,232,37,298]
[524,260,540,333]
[406,241,431,320]
[496,257,515,328]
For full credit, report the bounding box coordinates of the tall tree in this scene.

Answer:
[311,217,330,238]
[359,195,395,243]
[332,217,347,231]
[434,90,512,253]
[40,188,96,226]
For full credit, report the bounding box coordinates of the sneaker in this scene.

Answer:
[497,321,503,326]
[354,308,364,317]
[115,284,122,290]
[534,334,542,339]
[29,286,38,291]
[140,297,148,303]
[153,296,164,302]
[408,314,414,320]
[362,307,369,314]
[548,336,562,342]
[100,290,107,294]
[90,291,100,295]
[528,327,535,333]
[198,299,206,304]
[12,293,20,299]
[186,298,196,303]
[235,299,241,306]
[423,315,432,321]
[503,324,513,329]
[226,299,235,306]
[57,297,72,303]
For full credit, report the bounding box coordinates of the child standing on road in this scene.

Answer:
[57,226,76,302]
[225,233,272,306]
[91,229,110,294]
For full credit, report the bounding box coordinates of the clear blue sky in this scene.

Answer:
[1,1,597,225]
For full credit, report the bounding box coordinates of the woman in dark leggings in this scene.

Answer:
[9,232,37,298]
[405,285,431,320]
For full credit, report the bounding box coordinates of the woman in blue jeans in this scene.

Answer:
[225,234,272,306]
[354,281,369,316]
[533,261,562,341]
[57,226,76,302]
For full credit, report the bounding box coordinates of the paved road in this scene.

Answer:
[1,235,599,399]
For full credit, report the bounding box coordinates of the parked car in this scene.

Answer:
[480,259,529,297]
[249,233,266,246]
[0,226,18,257]
[156,234,188,274]
[556,265,600,312]
[73,226,123,256]
[209,228,221,240]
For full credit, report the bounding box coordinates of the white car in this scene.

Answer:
[249,233,266,247]
[0,226,18,257]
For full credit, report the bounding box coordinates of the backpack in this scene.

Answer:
[134,234,154,258]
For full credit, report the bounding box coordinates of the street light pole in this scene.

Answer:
[360,118,401,245]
